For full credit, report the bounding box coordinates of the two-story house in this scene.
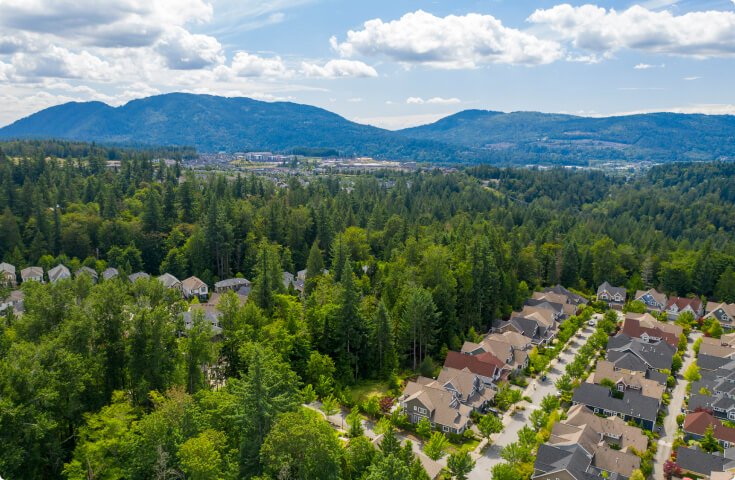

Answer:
[683,411,735,449]
[443,350,506,386]
[47,264,71,284]
[633,289,668,312]
[158,273,182,292]
[214,277,250,293]
[76,266,98,284]
[20,266,43,283]
[665,295,704,320]
[182,276,208,301]
[597,282,627,310]
[705,302,735,330]
[399,378,473,435]
[571,383,660,431]
[0,262,17,287]
[606,333,676,374]
[461,331,532,372]
[620,316,682,349]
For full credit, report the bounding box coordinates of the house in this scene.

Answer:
[571,383,660,431]
[182,276,208,301]
[706,302,735,330]
[541,285,589,306]
[606,333,676,373]
[236,285,252,298]
[399,377,473,434]
[180,310,222,335]
[371,434,443,480]
[102,267,119,281]
[282,271,295,288]
[633,289,668,312]
[0,262,17,287]
[461,331,532,372]
[620,316,682,349]
[699,340,735,359]
[435,367,496,411]
[443,350,506,386]
[533,443,632,480]
[128,272,150,283]
[20,266,43,283]
[495,307,558,347]
[597,282,627,310]
[214,277,250,293]
[588,360,666,404]
[157,273,182,292]
[75,266,98,283]
[700,354,733,372]
[676,446,735,479]
[683,411,735,449]
[297,269,307,281]
[530,291,578,316]
[665,295,704,319]
[0,290,24,315]
[687,393,735,421]
[47,264,71,284]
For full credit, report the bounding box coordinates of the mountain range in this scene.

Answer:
[2,93,735,165]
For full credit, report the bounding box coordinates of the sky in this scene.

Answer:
[1,0,735,129]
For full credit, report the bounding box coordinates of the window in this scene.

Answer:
[442,425,449,432]
[617,384,625,392]
[417,407,426,414]
[729,412,735,421]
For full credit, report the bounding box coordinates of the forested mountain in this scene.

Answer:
[2,140,735,479]
[0,93,462,162]
[3,93,735,164]
[399,110,735,164]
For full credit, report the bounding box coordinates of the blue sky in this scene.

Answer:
[1,0,735,128]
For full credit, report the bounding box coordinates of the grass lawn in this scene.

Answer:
[448,436,482,453]
[350,380,390,403]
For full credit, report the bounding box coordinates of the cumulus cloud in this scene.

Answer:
[528,4,735,58]
[9,46,116,81]
[406,96,460,104]
[156,27,223,70]
[228,52,291,78]
[330,9,562,68]
[301,59,377,78]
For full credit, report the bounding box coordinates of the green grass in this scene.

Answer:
[350,380,390,403]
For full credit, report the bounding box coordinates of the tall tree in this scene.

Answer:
[401,286,438,371]
[180,309,215,394]
[334,257,368,380]
[715,266,735,303]
[251,242,283,312]
[371,300,397,378]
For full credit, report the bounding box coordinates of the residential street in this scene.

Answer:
[468,324,595,480]
[652,331,700,479]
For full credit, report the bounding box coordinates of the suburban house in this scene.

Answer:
[461,331,532,372]
[75,266,98,283]
[620,316,682,349]
[297,269,307,281]
[587,360,666,405]
[47,264,71,284]
[435,367,496,411]
[0,290,24,315]
[699,339,735,359]
[533,443,634,480]
[530,290,577,316]
[0,262,17,287]
[683,411,735,449]
[102,267,119,281]
[571,383,659,431]
[665,295,704,319]
[597,282,627,310]
[399,377,473,434]
[180,310,222,335]
[633,289,668,312]
[675,446,735,479]
[157,273,182,292]
[541,285,589,306]
[182,276,208,301]
[20,266,43,283]
[687,393,735,421]
[214,277,250,293]
[705,302,735,330]
[541,403,648,479]
[128,272,150,283]
[699,354,733,372]
[282,271,305,294]
[443,350,506,386]
[606,333,676,374]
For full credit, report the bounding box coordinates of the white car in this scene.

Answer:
[588,319,596,326]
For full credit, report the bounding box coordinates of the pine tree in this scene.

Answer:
[372,300,397,378]
[560,241,579,288]
[715,267,735,304]
[335,256,367,380]
[252,242,284,312]
[305,240,324,295]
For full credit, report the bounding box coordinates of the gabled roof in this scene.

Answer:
[20,266,43,279]
[182,276,206,290]
[436,367,495,408]
[562,404,649,453]
[401,378,473,429]
[620,317,680,348]
[700,342,735,359]
[542,285,589,305]
[706,302,735,318]
[597,282,626,300]
[533,444,594,480]
[157,273,181,288]
[606,334,676,370]
[518,305,555,326]
[0,262,16,274]
[102,267,119,280]
[76,266,98,278]
[48,264,70,282]
[634,289,667,307]
[683,411,735,444]
[700,353,733,372]
[589,360,665,401]
[444,351,503,380]
[128,272,150,283]
[572,383,659,422]
[676,446,735,476]
[214,277,250,289]
[666,295,703,313]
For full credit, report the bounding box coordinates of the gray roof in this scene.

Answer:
[524,298,565,315]
[20,266,43,280]
[534,444,599,480]
[675,446,735,476]
[48,264,71,282]
[0,262,16,274]
[214,278,250,289]
[607,334,675,371]
[687,393,719,413]
[236,285,252,297]
[597,282,627,301]
[128,272,150,283]
[646,369,669,386]
[76,266,98,279]
[542,285,589,305]
[181,311,222,335]
[607,352,648,373]
[102,267,119,280]
[699,353,732,372]
[157,273,181,288]
[572,383,659,422]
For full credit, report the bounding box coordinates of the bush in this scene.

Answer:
[676,414,685,426]
[419,355,435,378]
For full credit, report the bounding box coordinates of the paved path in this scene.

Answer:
[468,324,595,480]
[652,331,700,479]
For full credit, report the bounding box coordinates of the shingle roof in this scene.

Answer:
[20,266,43,280]
[634,289,668,308]
[444,351,503,380]
[590,360,665,401]
[128,272,150,283]
[214,278,250,289]
[700,343,735,359]
[700,354,732,372]
[157,273,181,288]
[606,334,675,370]
[534,444,594,480]
[76,266,98,279]
[676,446,735,476]
[102,267,119,280]
[683,412,735,444]
[182,276,206,290]
[572,383,659,423]
[47,264,70,282]
[620,317,680,348]
[597,282,627,300]
[666,296,703,314]
[0,262,16,274]
[542,285,589,305]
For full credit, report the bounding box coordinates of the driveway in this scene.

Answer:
[468,325,595,480]
[652,331,700,478]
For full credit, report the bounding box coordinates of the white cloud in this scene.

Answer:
[684,76,702,80]
[9,46,117,81]
[528,4,735,58]
[634,63,652,69]
[301,59,377,78]
[347,97,363,102]
[156,27,223,70]
[406,96,461,104]
[330,9,562,69]
[228,52,291,78]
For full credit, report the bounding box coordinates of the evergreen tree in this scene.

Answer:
[371,300,397,378]
[252,241,283,312]
[305,240,324,295]
[715,266,735,303]
[334,257,368,380]
[560,240,580,288]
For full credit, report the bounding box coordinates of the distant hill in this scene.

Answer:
[3,93,735,165]
[0,93,460,162]
[398,109,735,164]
